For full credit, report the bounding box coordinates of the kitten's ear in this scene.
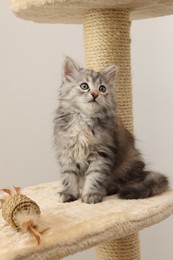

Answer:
[102,64,117,86]
[63,57,80,82]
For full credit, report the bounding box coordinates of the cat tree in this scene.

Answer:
[2,1,173,259]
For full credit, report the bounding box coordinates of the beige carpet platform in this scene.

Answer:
[6,1,173,259]
[9,0,173,23]
[0,182,173,260]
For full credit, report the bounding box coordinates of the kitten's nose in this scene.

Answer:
[91,91,99,100]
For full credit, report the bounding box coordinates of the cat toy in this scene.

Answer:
[0,187,48,244]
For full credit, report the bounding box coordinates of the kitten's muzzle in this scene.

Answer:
[91,91,99,101]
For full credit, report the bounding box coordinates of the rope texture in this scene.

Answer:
[84,9,140,260]
[2,194,40,228]
[96,233,141,260]
[83,9,133,133]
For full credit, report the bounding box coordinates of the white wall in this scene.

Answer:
[0,1,173,259]
[132,17,173,260]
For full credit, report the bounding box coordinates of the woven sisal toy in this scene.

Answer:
[0,187,48,245]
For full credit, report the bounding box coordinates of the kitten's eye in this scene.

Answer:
[99,85,106,93]
[80,82,89,90]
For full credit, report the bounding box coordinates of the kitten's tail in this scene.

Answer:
[119,171,169,199]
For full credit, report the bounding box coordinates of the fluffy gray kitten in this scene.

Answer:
[54,57,169,204]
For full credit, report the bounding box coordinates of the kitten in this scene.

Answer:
[54,57,169,204]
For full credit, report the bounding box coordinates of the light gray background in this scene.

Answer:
[1,2,173,259]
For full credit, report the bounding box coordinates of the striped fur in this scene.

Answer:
[54,57,169,204]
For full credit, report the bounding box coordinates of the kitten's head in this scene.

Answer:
[60,57,117,117]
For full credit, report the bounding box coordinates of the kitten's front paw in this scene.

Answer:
[82,193,103,204]
[58,192,78,203]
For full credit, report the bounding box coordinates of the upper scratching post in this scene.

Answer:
[83,9,133,133]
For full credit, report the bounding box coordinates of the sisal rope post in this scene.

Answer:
[83,9,133,133]
[96,234,140,260]
[83,9,140,260]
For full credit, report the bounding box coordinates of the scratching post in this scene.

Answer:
[83,9,133,132]
[3,1,173,259]
[96,234,140,260]
[84,9,137,259]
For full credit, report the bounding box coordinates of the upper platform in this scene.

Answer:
[9,0,173,23]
